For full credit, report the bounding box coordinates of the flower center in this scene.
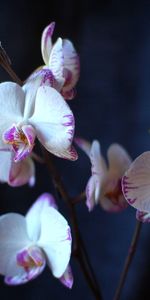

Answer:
[3,124,36,162]
[17,247,44,272]
[105,179,122,205]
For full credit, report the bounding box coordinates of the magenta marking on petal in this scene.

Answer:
[37,193,57,209]
[62,114,75,126]
[59,266,73,289]
[66,228,72,241]
[61,88,76,100]
[45,22,55,45]
[3,125,17,143]
[136,210,150,223]
[127,198,137,205]
[69,146,78,160]
[40,69,55,87]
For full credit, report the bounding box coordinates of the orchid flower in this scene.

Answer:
[0,81,77,171]
[122,151,150,223]
[0,193,73,288]
[27,22,80,100]
[75,138,131,212]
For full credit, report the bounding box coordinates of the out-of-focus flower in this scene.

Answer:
[0,82,77,169]
[26,22,80,100]
[0,193,73,287]
[122,151,150,223]
[75,138,131,212]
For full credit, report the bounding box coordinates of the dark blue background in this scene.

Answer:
[0,1,150,299]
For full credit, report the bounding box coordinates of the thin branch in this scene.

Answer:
[72,191,86,205]
[113,220,142,300]
[0,43,22,85]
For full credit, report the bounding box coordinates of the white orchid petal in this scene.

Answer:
[90,140,107,176]
[41,22,55,65]
[49,38,65,91]
[29,86,77,160]
[86,175,101,211]
[23,69,49,119]
[62,39,80,92]
[107,143,132,177]
[26,193,57,242]
[38,206,72,278]
[122,152,150,212]
[0,213,31,277]
[59,265,73,289]
[0,82,25,149]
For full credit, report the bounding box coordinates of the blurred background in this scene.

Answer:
[0,0,150,299]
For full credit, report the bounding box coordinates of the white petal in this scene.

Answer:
[38,206,72,278]
[90,140,107,176]
[49,38,65,91]
[59,265,73,289]
[29,86,77,160]
[0,82,25,148]
[107,143,132,177]
[23,70,48,120]
[86,175,101,211]
[62,39,80,92]
[0,213,31,277]
[122,152,150,212]
[26,193,57,242]
[41,22,55,65]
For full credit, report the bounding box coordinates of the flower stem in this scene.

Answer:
[0,43,22,86]
[113,220,142,300]
[72,191,86,205]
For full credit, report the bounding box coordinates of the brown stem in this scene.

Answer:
[31,152,44,164]
[113,220,142,300]
[72,191,86,205]
[0,45,22,85]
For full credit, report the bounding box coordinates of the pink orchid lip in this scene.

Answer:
[17,247,45,271]
[3,124,36,162]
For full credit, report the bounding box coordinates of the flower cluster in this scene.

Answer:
[0,22,80,287]
[0,18,148,299]
[0,22,80,187]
